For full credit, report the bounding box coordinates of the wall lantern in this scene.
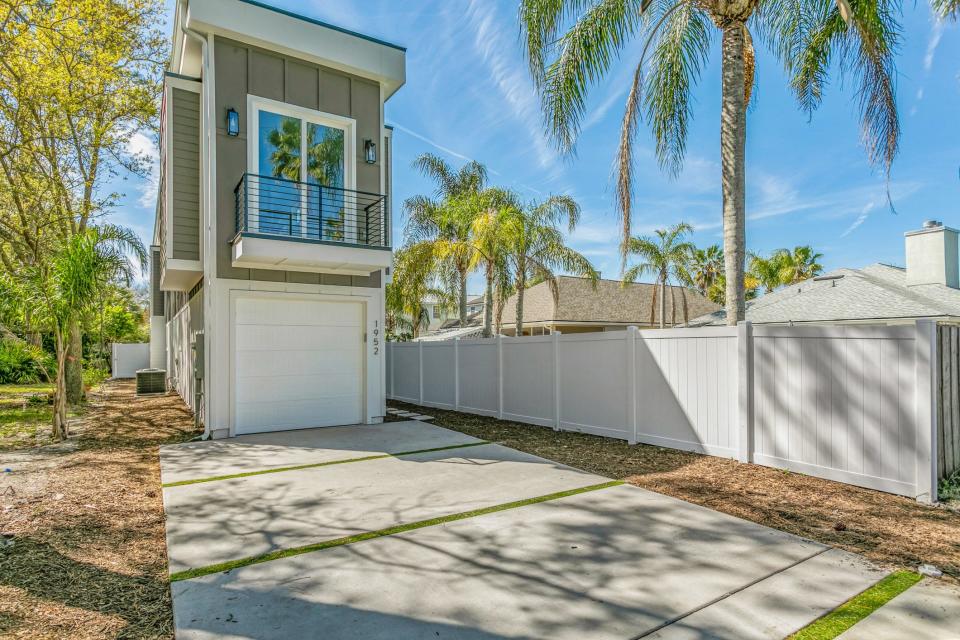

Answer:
[364,139,377,164]
[226,108,240,136]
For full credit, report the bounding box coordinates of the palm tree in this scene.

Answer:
[780,245,824,285]
[748,249,790,293]
[933,0,958,18]
[386,242,438,340]
[623,222,695,328]
[688,244,724,296]
[404,154,489,327]
[24,227,140,439]
[501,195,598,335]
[520,0,900,326]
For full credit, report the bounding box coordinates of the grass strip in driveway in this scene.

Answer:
[162,440,491,488]
[169,479,624,582]
[787,570,922,640]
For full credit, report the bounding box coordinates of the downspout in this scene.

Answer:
[181,15,211,435]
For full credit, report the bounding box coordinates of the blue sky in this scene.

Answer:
[116,0,959,291]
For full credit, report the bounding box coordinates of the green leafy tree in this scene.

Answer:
[623,222,695,328]
[520,0,901,327]
[748,249,790,293]
[404,154,489,327]
[386,242,439,340]
[501,195,598,335]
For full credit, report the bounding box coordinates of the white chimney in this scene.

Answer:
[904,220,959,288]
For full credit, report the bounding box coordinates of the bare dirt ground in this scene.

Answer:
[390,400,960,584]
[0,381,201,640]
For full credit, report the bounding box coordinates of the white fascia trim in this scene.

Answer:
[185,0,405,98]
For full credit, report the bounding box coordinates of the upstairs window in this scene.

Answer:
[248,96,356,241]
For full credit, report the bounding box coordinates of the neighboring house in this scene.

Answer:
[149,0,405,438]
[498,276,720,335]
[690,221,960,326]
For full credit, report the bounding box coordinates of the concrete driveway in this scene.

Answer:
[161,420,888,639]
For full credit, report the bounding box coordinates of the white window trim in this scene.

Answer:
[245,95,357,238]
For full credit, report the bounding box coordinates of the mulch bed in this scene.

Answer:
[0,381,201,639]
[390,400,960,584]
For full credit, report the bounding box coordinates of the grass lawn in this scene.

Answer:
[0,384,59,452]
[0,381,201,639]
[390,400,960,585]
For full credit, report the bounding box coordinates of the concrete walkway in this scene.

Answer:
[162,420,890,639]
[838,578,960,639]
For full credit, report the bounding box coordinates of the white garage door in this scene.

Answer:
[233,296,363,434]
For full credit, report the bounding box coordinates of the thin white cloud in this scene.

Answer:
[389,122,476,164]
[924,20,944,73]
[840,200,879,237]
[464,0,559,172]
[126,131,159,209]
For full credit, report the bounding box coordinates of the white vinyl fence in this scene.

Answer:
[111,342,149,378]
[387,321,943,501]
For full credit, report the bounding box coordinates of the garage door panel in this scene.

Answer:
[235,397,362,432]
[236,298,361,327]
[233,296,364,434]
[235,373,362,401]
[235,350,362,378]
[235,325,360,351]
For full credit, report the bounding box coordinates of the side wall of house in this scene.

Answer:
[171,87,201,260]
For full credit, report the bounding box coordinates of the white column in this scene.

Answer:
[915,319,939,503]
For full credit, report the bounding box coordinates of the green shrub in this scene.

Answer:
[940,470,960,502]
[82,366,110,390]
[0,340,53,384]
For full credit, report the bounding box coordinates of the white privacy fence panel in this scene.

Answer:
[501,336,554,426]
[559,333,631,440]
[422,342,456,409]
[387,320,942,500]
[636,328,739,457]
[457,340,498,416]
[111,343,149,378]
[390,343,420,403]
[752,325,920,497]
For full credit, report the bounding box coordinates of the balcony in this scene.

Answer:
[232,173,391,277]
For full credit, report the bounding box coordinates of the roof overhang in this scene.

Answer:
[179,0,406,99]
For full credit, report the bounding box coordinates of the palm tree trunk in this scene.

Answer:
[482,269,494,338]
[721,22,747,326]
[659,278,666,329]
[52,331,69,441]
[649,285,657,326]
[515,274,526,336]
[65,319,83,405]
[458,267,468,327]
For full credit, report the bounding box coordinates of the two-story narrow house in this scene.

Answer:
[149,0,405,438]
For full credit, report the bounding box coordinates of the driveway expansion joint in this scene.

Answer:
[161,440,491,488]
[168,479,624,583]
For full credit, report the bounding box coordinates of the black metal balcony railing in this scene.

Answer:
[234,173,389,249]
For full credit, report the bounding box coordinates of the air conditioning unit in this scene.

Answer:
[136,368,167,395]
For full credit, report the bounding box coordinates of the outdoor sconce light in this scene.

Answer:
[226,108,240,136]
[364,139,377,164]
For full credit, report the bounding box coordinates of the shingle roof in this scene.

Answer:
[499,276,720,327]
[689,263,960,326]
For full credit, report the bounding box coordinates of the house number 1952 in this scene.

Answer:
[372,321,380,355]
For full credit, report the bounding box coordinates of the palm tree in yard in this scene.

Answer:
[688,244,724,297]
[502,195,599,335]
[520,0,901,326]
[25,227,141,440]
[623,222,695,328]
[748,249,789,293]
[404,153,489,327]
[779,245,824,284]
